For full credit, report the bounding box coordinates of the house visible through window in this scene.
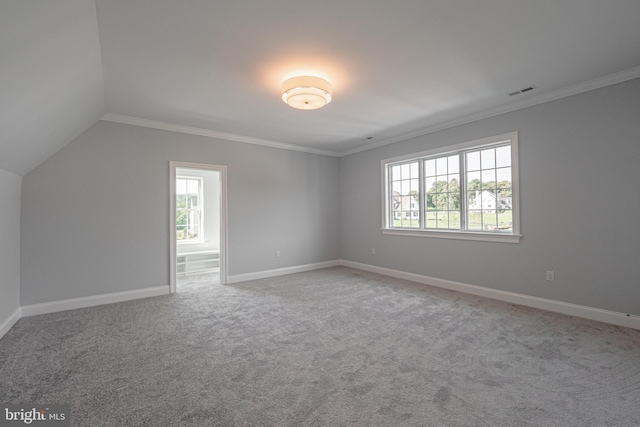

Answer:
[383,132,520,243]
[176,177,203,242]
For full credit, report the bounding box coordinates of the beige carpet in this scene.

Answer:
[1,267,639,426]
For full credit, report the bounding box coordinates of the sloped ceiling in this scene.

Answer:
[2,1,640,175]
[0,0,105,176]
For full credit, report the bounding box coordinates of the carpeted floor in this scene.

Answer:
[1,267,639,426]
[177,271,220,289]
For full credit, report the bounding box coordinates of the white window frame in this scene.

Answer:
[176,175,204,244]
[381,132,521,243]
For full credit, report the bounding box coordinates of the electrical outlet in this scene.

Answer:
[371,248,376,255]
[275,250,281,258]
[546,271,555,282]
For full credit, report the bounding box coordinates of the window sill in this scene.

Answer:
[381,228,521,243]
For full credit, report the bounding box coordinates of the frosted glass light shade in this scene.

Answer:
[281,76,332,110]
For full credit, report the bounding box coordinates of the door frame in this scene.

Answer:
[169,161,228,293]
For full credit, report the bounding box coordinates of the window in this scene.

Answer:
[382,132,520,243]
[176,176,203,242]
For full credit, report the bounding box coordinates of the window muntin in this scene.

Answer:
[176,177,204,242]
[383,132,519,242]
[465,145,513,231]
[390,161,420,228]
[425,154,461,230]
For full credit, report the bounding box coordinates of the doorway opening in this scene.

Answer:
[169,162,227,293]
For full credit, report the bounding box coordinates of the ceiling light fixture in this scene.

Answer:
[281,76,332,110]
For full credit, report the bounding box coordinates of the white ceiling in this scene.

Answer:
[2,0,640,174]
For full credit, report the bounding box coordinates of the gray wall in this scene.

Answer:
[21,121,340,305]
[18,78,640,315]
[0,167,21,323]
[340,78,640,315]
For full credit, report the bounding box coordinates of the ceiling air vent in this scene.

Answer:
[507,85,537,96]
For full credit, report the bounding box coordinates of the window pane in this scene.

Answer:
[176,225,186,240]
[425,177,436,192]
[496,167,511,183]
[486,193,496,210]
[176,179,187,194]
[448,174,460,196]
[391,165,401,181]
[401,163,410,179]
[496,145,511,168]
[481,149,496,169]
[426,211,437,227]
[481,170,496,189]
[410,178,419,195]
[401,180,410,196]
[498,186,512,209]
[436,157,447,175]
[498,210,513,230]
[449,211,461,229]
[467,171,481,194]
[437,213,449,229]
[467,191,479,209]
[176,194,187,209]
[467,151,480,171]
[447,194,458,210]
[410,162,419,179]
[424,159,436,177]
[426,198,436,211]
[435,192,447,210]
[483,212,498,230]
[392,182,401,196]
[176,208,187,224]
[189,224,200,239]
[467,211,482,230]
[448,155,459,173]
[187,179,199,194]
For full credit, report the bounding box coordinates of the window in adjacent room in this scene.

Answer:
[382,132,520,243]
[176,176,204,242]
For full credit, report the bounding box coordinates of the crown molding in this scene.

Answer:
[101,67,640,159]
[338,66,640,157]
[100,113,341,157]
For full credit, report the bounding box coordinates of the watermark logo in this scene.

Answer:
[1,405,69,426]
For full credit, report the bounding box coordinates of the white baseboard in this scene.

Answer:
[0,308,21,340]
[340,260,640,330]
[21,286,170,317]
[4,259,637,338]
[227,260,341,284]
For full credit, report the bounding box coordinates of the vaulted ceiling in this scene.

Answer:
[2,0,640,175]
